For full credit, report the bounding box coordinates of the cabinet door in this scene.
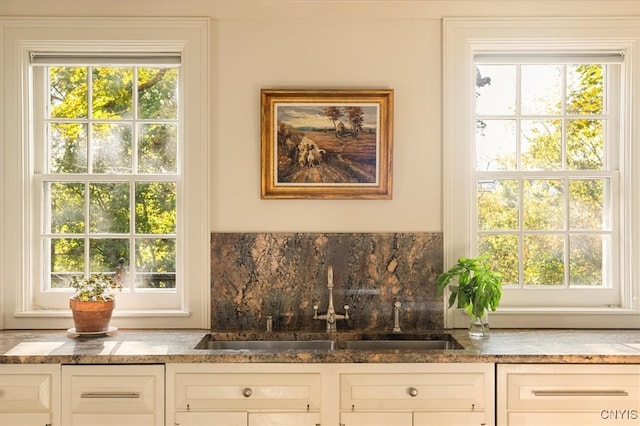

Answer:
[0,364,60,426]
[0,412,51,426]
[414,411,488,426]
[340,411,412,426]
[507,412,628,426]
[248,412,320,426]
[175,411,247,426]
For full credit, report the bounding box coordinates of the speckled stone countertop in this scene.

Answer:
[1,329,639,365]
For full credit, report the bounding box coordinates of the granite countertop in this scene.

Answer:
[1,329,639,365]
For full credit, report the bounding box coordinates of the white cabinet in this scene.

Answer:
[339,363,494,426]
[0,364,60,426]
[61,364,164,426]
[497,364,640,426]
[167,364,321,426]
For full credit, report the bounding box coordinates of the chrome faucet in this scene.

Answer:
[313,266,349,332]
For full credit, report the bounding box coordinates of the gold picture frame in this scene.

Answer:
[261,89,393,199]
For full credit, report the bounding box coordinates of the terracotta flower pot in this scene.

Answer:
[70,298,115,332]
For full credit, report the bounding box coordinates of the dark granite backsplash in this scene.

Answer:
[210,233,443,332]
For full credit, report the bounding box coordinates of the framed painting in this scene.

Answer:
[261,89,393,199]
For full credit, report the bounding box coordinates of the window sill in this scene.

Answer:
[450,307,640,329]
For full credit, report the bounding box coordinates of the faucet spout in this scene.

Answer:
[313,265,349,332]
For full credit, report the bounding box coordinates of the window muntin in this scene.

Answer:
[474,60,618,292]
[35,62,180,307]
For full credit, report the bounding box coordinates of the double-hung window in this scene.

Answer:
[1,18,210,329]
[443,18,640,328]
[32,56,180,311]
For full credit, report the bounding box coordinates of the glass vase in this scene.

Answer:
[468,312,490,338]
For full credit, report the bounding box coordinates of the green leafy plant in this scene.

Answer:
[69,274,122,302]
[435,256,502,320]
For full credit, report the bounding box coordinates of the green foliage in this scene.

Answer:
[436,256,502,319]
[69,273,122,302]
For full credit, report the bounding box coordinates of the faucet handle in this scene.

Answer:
[343,305,350,319]
[313,304,319,319]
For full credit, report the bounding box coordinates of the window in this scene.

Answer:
[443,18,639,328]
[1,18,210,329]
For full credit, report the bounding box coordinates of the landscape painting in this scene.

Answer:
[261,89,393,199]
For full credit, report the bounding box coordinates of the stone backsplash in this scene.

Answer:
[210,233,443,332]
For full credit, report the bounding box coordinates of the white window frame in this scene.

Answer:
[1,17,211,329]
[443,17,640,329]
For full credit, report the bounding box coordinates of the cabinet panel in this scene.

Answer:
[508,412,627,426]
[414,411,487,425]
[0,412,51,426]
[0,372,53,412]
[175,372,320,411]
[341,372,486,411]
[0,363,60,426]
[175,411,247,426]
[498,364,640,426]
[66,413,157,426]
[61,365,164,426]
[248,412,320,426]
[341,411,412,426]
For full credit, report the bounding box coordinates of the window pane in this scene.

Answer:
[46,182,84,233]
[135,238,176,288]
[89,239,129,277]
[91,123,132,173]
[49,237,84,287]
[567,64,604,114]
[521,65,562,115]
[477,179,519,230]
[567,119,604,170]
[135,182,176,234]
[475,65,516,115]
[523,179,564,230]
[138,124,178,173]
[138,67,178,119]
[523,234,564,286]
[49,123,88,173]
[89,183,130,233]
[49,66,87,119]
[92,67,133,119]
[521,119,562,170]
[478,234,519,285]
[569,179,607,230]
[569,234,606,287]
[476,120,516,171]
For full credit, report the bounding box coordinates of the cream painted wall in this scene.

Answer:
[2,0,638,233]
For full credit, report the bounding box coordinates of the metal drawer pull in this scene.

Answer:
[533,390,629,397]
[81,392,141,399]
[408,387,419,397]
[242,387,253,398]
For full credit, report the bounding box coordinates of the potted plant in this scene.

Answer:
[435,256,502,338]
[69,273,122,333]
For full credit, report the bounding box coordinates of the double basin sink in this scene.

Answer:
[195,332,463,352]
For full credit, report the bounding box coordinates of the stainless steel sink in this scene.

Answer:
[197,339,335,351]
[342,332,464,351]
[344,339,460,350]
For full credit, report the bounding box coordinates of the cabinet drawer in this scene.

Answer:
[175,372,321,411]
[498,364,640,411]
[62,365,164,415]
[340,372,487,411]
[0,370,54,412]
